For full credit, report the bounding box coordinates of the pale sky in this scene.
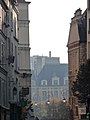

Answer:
[27,0,86,63]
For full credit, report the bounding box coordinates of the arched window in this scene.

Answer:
[41,80,47,86]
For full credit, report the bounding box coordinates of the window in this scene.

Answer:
[10,11,13,30]
[76,106,78,116]
[64,77,68,85]
[42,91,47,100]
[52,76,59,85]
[0,79,2,104]
[0,41,5,66]
[54,91,58,98]
[2,9,8,35]
[88,43,90,57]
[54,80,58,85]
[41,80,47,86]
[52,79,59,85]
[88,19,90,34]
[0,5,2,29]
[15,46,17,70]
[2,82,6,106]
[0,79,6,106]
[14,17,16,37]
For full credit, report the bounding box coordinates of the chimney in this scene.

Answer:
[71,8,82,22]
[49,51,51,57]
[74,8,82,17]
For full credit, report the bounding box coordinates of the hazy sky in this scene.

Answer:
[27,0,86,63]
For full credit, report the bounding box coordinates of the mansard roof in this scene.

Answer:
[17,0,31,3]
[17,0,26,2]
[37,63,68,86]
[67,9,87,46]
[78,9,87,42]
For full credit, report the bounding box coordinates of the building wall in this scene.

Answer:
[32,81,68,103]
[0,0,31,120]
[87,0,90,58]
[18,1,31,100]
[0,1,19,120]
[67,8,87,120]
[30,51,60,76]
[31,66,68,103]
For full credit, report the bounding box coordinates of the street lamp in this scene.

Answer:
[63,98,66,103]
[35,103,38,106]
[47,100,50,105]
[13,87,17,95]
[13,87,17,101]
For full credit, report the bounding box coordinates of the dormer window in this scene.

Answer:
[53,79,59,85]
[52,76,59,85]
[64,77,68,85]
[41,80,47,86]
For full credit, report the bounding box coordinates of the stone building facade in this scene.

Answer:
[30,51,60,77]
[0,0,19,120]
[31,54,68,103]
[67,0,90,119]
[0,0,31,120]
[17,0,31,102]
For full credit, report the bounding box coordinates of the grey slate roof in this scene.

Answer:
[78,10,87,42]
[36,63,68,86]
[17,0,26,2]
[31,70,37,80]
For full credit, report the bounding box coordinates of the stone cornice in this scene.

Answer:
[68,41,80,49]
[18,47,30,51]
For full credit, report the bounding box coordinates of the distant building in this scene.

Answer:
[31,52,68,103]
[30,51,60,76]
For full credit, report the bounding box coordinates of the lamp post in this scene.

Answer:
[46,99,51,120]
[34,102,38,117]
